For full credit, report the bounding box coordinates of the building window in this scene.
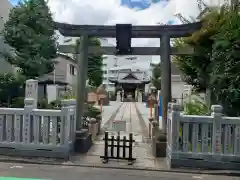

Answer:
[69,64,76,75]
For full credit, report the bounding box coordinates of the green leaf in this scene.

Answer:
[3,0,57,79]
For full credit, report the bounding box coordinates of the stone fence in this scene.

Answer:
[0,79,100,159]
[167,103,240,170]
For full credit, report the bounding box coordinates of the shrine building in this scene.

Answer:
[108,66,150,101]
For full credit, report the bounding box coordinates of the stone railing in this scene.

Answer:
[0,79,101,159]
[0,79,76,159]
[167,103,240,170]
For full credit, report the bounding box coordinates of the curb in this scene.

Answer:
[0,158,239,177]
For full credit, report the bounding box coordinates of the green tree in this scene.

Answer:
[151,63,161,90]
[3,0,57,79]
[173,7,226,92]
[173,4,240,116]
[75,38,103,87]
[211,8,240,116]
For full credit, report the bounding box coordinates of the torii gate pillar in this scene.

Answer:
[76,35,89,131]
[160,35,171,132]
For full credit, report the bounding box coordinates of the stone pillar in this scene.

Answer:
[122,89,124,102]
[89,118,97,140]
[96,114,102,134]
[61,99,73,144]
[160,35,171,133]
[138,91,142,102]
[116,91,121,102]
[25,79,38,108]
[135,88,138,101]
[151,120,159,138]
[76,35,89,131]
[154,104,159,123]
[23,79,38,144]
[168,103,181,151]
[74,35,91,152]
[211,105,223,154]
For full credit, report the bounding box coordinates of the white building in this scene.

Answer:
[102,55,153,92]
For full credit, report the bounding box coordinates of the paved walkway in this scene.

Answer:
[78,102,156,168]
[95,101,122,127]
[135,102,162,129]
[135,102,151,127]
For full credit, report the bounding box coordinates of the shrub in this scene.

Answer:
[49,99,62,109]
[38,98,51,109]
[184,96,209,115]
[84,104,101,118]
[10,97,25,108]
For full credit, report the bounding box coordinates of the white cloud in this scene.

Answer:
[48,0,180,47]
[47,0,222,66]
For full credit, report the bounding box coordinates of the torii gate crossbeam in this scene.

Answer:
[55,22,202,141]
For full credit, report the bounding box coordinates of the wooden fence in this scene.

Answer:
[100,131,136,164]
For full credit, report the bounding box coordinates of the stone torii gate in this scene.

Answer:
[55,22,201,136]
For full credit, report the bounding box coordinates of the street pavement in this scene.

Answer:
[0,163,238,180]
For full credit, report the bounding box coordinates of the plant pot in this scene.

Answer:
[152,139,167,157]
[152,133,167,157]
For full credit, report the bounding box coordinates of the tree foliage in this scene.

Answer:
[173,5,240,116]
[151,63,161,90]
[75,37,103,87]
[211,8,240,116]
[0,73,25,107]
[3,0,57,79]
[173,7,227,92]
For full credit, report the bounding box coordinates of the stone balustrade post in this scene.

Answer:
[168,103,181,152]
[211,105,223,154]
[61,99,74,145]
[25,79,38,108]
[89,118,97,140]
[23,79,38,144]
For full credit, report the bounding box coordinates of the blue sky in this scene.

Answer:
[9,0,21,6]
[121,0,169,10]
